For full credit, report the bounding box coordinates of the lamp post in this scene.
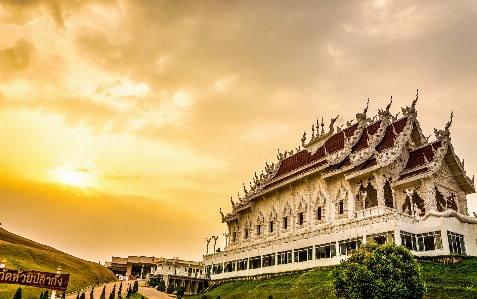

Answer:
[50,267,61,299]
[0,259,6,269]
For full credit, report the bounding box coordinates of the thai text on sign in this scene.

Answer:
[0,269,69,291]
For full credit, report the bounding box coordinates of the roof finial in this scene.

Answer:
[445,110,453,132]
[321,116,325,134]
[412,89,418,110]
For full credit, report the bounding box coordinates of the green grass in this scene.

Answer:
[187,258,477,299]
[0,228,117,299]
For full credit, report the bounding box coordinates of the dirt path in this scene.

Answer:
[137,286,172,299]
[64,281,172,299]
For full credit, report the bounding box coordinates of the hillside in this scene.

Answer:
[187,258,477,299]
[0,227,117,299]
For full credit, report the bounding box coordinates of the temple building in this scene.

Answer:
[203,92,477,280]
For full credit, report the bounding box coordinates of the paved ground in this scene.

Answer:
[65,281,172,299]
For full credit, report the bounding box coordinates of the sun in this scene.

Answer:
[57,169,86,187]
[50,162,98,188]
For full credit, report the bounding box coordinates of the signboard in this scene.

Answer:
[0,269,70,291]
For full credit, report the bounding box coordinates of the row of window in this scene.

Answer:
[233,209,326,242]
[210,230,464,275]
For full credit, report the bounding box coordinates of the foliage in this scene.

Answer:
[76,291,80,299]
[13,287,22,299]
[132,281,139,294]
[200,296,207,299]
[100,286,106,299]
[176,286,185,299]
[109,284,116,299]
[332,243,426,299]
[80,292,86,299]
[118,282,123,299]
[62,292,66,299]
[148,277,158,287]
[268,296,273,299]
[166,282,174,294]
[90,286,95,299]
[0,227,117,298]
[156,280,166,292]
[126,284,132,298]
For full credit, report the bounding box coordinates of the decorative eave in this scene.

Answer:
[444,143,475,194]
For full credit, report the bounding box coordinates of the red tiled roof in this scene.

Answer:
[361,158,377,170]
[352,121,382,152]
[399,167,428,180]
[264,160,328,190]
[403,141,442,171]
[376,117,408,152]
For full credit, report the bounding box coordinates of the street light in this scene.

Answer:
[0,259,6,269]
[51,266,61,299]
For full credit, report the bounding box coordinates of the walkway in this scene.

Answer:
[64,281,171,299]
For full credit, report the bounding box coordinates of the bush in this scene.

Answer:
[149,276,159,287]
[166,282,175,294]
[13,287,22,299]
[176,286,185,299]
[156,280,166,292]
[332,243,426,299]
[200,295,207,299]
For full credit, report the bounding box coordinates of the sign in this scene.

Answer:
[0,269,70,291]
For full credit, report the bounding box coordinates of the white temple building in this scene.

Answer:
[203,92,477,280]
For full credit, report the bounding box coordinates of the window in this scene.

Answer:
[448,231,466,255]
[262,253,276,267]
[249,256,261,269]
[339,200,344,214]
[232,232,237,242]
[315,243,336,259]
[269,221,274,233]
[257,225,261,236]
[400,231,442,252]
[295,246,313,262]
[298,213,304,225]
[317,207,322,220]
[277,250,293,265]
[339,238,362,256]
[224,261,235,273]
[367,231,394,245]
[237,259,248,271]
[283,217,288,229]
[245,228,249,240]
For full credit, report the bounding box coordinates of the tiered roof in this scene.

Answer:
[221,93,475,222]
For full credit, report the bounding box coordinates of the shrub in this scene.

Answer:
[166,282,175,294]
[156,280,166,292]
[332,243,426,299]
[149,277,159,287]
[13,287,22,299]
[132,281,139,294]
[200,295,208,299]
[100,286,106,299]
[176,286,185,299]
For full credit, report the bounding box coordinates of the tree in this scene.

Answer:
[13,287,22,299]
[76,291,80,299]
[61,292,66,299]
[166,282,174,294]
[90,286,95,299]
[132,281,139,294]
[109,284,116,299]
[332,243,426,299]
[80,292,86,299]
[176,286,184,299]
[117,282,123,299]
[126,285,132,298]
[43,291,49,299]
[100,286,106,299]
[156,280,166,292]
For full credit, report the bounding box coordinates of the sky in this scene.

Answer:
[1,0,477,264]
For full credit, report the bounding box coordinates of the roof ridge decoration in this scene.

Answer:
[349,98,393,166]
[434,110,453,140]
[327,100,370,165]
[301,115,339,148]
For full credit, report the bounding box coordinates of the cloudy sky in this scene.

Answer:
[1,0,477,264]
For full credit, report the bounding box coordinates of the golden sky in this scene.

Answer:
[1,0,477,264]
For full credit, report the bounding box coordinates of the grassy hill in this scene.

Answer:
[0,227,117,299]
[187,257,477,299]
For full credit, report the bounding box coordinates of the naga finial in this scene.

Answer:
[301,131,306,145]
[445,110,453,132]
[321,117,325,134]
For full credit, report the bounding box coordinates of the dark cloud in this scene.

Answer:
[0,39,35,80]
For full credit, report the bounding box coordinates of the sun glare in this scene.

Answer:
[50,162,98,189]
[57,169,86,187]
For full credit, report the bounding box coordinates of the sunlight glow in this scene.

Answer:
[50,162,99,189]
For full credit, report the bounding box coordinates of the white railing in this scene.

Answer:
[355,206,395,219]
